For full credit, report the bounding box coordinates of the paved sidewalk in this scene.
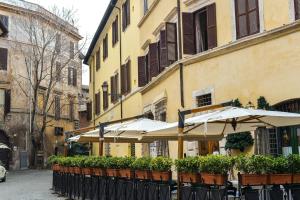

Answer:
[0,170,64,200]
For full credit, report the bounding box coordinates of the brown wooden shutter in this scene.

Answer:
[0,48,8,70]
[138,56,146,87]
[207,3,217,49]
[127,0,131,26]
[295,0,300,20]
[4,89,10,116]
[160,30,168,71]
[70,41,74,59]
[103,90,108,110]
[149,43,159,79]
[122,4,126,31]
[115,73,119,98]
[115,16,119,42]
[182,13,195,55]
[126,60,131,93]
[110,76,114,102]
[87,102,92,121]
[121,64,126,94]
[73,68,77,86]
[166,22,178,64]
[96,49,100,70]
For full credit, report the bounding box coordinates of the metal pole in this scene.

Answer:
[177,110,185,200]
[99,123,104,157]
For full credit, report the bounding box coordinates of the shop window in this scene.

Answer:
[196,93,212,107]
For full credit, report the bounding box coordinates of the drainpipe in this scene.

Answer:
[177,0,184,108]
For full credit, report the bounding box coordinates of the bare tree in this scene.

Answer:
[11,7,84,167]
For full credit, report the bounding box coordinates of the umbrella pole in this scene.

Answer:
[177,111,185,200]
[99,123,105,157]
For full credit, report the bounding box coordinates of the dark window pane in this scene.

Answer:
[238,15,248,37]
[248,0,257,10]
[237,0,246,14]
[196,93,212,107]
[249,11,259,34]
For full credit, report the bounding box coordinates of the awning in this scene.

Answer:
[0,143,10,150]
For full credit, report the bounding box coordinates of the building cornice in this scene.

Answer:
[141,20,300,94]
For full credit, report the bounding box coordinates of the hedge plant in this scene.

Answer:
[235,155,272,174]
[269,156,291,174]
[200,155,235,175]
[225,132,254,152]
[150,157,173,172]
[105,157,122,169]
[131,157,152,170]
[175,157,200,173]
[118,157,135,169]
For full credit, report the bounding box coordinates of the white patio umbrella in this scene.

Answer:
[145,107,300,137]
[0,143,10,150]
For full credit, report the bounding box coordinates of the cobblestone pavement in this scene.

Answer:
[0,170,64,200]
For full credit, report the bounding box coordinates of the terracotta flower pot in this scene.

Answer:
[178,172,201,183]
[135,170,151,180]
[74,167,82,174]
[119,169,134,179]
[201,173,227,185]
[106,169,119,177]
[63,166,69,173]
[82,167,93,175]
[152,171,172,182]
[52,164,60,172]
[269,174,292,185]
[239,174,269,186]
[293,174,300,184]
[93,168,106,176]
[69,167,75,174]
[60,166,64,173]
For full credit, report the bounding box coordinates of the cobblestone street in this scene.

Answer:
[0,170,64,200]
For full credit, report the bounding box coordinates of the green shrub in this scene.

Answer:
[58,157,72,167]
[73,156,86,167]
[269,156,291,174]
[175,157,200,173]
[47,155,61,165]
[288,154,300,174]
[105,157,122,169]
[93,157,108,168]
[235,155,272,174]
[131,157,152,170]
[150,157,173,171]
[225,132,254,152]
[200,155,235,175]
[118,157,135,169]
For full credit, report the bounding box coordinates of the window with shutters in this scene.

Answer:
[111,73,119,103]
[95,92,100,115]
[54,95,61,120]
[121,61,131,95]
[70,41,75,59]
[196,93,212,107]
[112,17,119,46]
[103,34,108,60]
[86,102,92,121]
[295,0,300,20]
[69,98,74,121]
[68,67,77,86]
[96,49,100,70]
[0,15,8,37]
[55,34,61,53]
[122,0,130,31]
[182,4,217,55]
[235,0,260,39]
[0,48,8,71]
[56,62,61,82]
[103,89,108,111]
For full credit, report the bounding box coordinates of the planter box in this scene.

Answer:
[106,169,119,177]
[63,166,69,173]
[74,167,81,174]
[269,174,292,185]
[93,168,106,176]
[135,170,151,180]
[293,174,300,184]
[119,169,134,179]
[201,173,227,186]
[178,172,201,183]
[60,166,64,173]
[52,164,60,172]
[82,167,93,175]
[69,167,75,174]
[152,171,172,182]
[239,174,269,186]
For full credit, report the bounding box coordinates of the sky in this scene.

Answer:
[27,0,111,85]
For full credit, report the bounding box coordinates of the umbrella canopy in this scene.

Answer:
[0,143,10,150]
[146,107,300,137]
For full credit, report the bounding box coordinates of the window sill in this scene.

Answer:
[138,0,160,28]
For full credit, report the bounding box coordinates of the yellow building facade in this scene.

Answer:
[85,0,300,158]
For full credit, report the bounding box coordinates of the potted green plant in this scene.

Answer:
[48,155,61,172]
[58,157,72,173]
[150,157,172,182]
[289,154,300,183]
[175,157,201,183]
[105,157,121,177]
[236,155,271,186]
[73,156,84,174]
[269,156,292,185]
[200,155,234,185]
[82,156,93,175]
[93,156,107,176]
[131,157,152,180]
[68,157,75,174]
[118,157,135,179]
